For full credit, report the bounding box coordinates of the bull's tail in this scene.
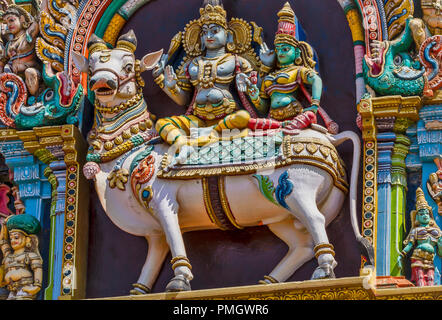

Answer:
[328,130,375,266]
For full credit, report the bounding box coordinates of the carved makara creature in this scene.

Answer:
[73,26,371,295]
[363,0,442,98]
[0,0,84,129]
[0,62,83,129]
[363,18,426,97]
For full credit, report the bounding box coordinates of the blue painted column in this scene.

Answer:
[0,140,51,225]
[48,160,67,300]
[375,132,396,276]
[416,104,442,285]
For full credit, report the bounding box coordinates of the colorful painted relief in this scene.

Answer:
[0,1,84,129]
[399,188,442,286]
[71,0,372,296]
[0,0,439,301]
[347,0,442,287]
[0,214,43,300]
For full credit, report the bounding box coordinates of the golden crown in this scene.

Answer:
[275,2,298,47]
[198,4,227,29]
[415,187,431,211]
[278,2,296,23]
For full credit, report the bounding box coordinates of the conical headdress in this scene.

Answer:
[274,2,298,47]
[198,0,227,29]
[415,187,432,211]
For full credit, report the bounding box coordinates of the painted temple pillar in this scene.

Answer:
[358,96,421,281]
[0,126,90,300]
[16,125,90,299]
[406,96,442,285]
[389,134,410,276]
[0,137,51,225]
[376,132,395,275]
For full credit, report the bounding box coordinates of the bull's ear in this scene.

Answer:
[72,51,89,73]
[140,49,164,72]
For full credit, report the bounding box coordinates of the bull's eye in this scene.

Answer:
[124,64,133,73]
[393,54,403,66]
[44,89,54,102]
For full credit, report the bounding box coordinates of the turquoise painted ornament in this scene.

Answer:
[254,171,294,210]
[0,64,84,129]
[363,18,425,97]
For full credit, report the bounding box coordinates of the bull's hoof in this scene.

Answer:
[311,263,336,280]
[130,283,151,295]
[165,275,191,292]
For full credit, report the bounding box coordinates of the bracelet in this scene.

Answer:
[154,74,165,89]
[260,64,272,74]
[169,84,179,95]
[311,99,320,106]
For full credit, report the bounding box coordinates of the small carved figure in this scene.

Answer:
[427,157,442,215]
[0,214,43,300]
[240,2,322,132]
[398,188,442,287]
[153,0,256,163]
[0,5,41,96]
[421,0,441,36]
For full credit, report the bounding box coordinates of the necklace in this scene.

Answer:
[95,92,143,114]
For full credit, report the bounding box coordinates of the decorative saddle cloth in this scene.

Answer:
[157,129,349,194]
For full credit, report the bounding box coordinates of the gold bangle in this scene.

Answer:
[311,99,320,106]
[154,74,165,89]
[169,84,179,95]
[313,243,334,252]
[172,261,192,271]
[170,255,190,265]
[314,248,335,259]
[263,275,279,283]
[260,64,272,74]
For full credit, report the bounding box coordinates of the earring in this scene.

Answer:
[227,42,235,52]
[25,237,32,248]
[295,57,302,65]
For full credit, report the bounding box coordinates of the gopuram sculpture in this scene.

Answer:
[0,214,43,300]
[398,188,442,287]
[0,0,84,129]
[427,157,442,215]
[0,5,41,96]
[74,0,369,296]
[239,2,338,134]
[152,0,262,164]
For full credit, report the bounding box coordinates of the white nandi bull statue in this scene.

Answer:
[73,30,371,295]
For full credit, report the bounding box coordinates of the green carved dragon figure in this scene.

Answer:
[0,63,83,129]
[363,18,426,97]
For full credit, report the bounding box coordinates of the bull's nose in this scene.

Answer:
[90,78,117,91]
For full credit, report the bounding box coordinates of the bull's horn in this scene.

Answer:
[88,34,108,56]
[116,29,137,53]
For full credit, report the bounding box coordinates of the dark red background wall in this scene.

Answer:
[85,0,362,298]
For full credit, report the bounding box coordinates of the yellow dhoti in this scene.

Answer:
[155,110,251,151]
